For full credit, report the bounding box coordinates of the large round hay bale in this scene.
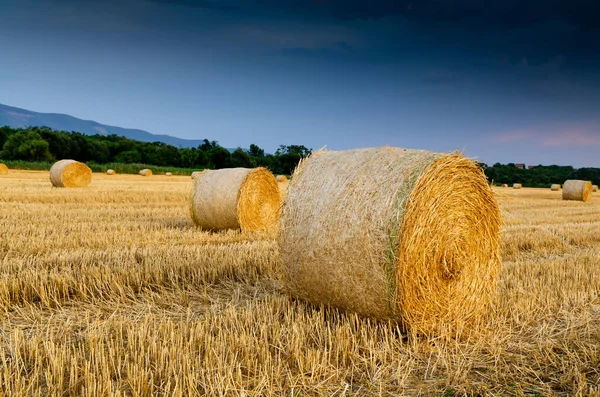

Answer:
[501,183,508,188]
[280,147,501,334]
[0,163,8,175]
[593,185,598,192]
[49,160,92,188]
[550,184,561,191]
[276,175,288,182]
[106,169,116,175]
[165,172,173,177]
[562,180,592,202]
[513,183,522,189]
[190,167,281,233]
[139,169,152,176]
[191,171,204,179]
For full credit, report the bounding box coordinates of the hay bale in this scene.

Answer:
[49,160,92,188]
[191,171,204,179]
[562,180,592,202]
[0,163,8,175]
[190,167,281,233]
[278,181,289,201]
[501,183,508,188]
[550,184,561,191]
[280,147,501,334]
[593,185,598,192]
[513,183,522,189]
[106,169,116,175]
[276,175,288,182]
[139,169,152,176]
[165,172,173,177]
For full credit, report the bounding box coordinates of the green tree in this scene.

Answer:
[274,144,312,175]
[231,148,254,168]
[248,144,264,158]
[208,147,232,169]
[115,150,142,163]
[0,130,53,161]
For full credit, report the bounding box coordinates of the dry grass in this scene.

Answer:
[0,171,599,396]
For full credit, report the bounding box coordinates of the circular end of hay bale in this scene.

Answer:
[49,160,92,188]
[562,180,592,202]
[280,148,500,335]
[501,184,508,188]
[593,185,598,192]
[513,183,522,189]
[395,154,500,333]
[237,169,282,232]
[165,172,173,177]
[550,184,561,191]
[0,163,8,175]
[276,175,288,182]
[190,167,281,233]
[139,169,152,176]
[106,169,116,175]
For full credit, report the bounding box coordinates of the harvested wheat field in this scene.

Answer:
[0,171,599,396]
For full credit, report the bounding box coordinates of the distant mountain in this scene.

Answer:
[0,103,207,148]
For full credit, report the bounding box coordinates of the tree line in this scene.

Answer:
[0,126,311,175]
[482,163,600,187]
[1,125,598,185]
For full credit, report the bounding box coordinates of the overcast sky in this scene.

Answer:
[1,0,599,166]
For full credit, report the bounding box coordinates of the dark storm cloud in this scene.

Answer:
[252,0,600,26]
[143,0,238,11]
[281,41,353,58]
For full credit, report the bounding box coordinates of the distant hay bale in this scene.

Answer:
[501,184,508,188]
[165,172,173,177]
[0,163,8,175]
[190,167,281,233]
[191,171,204,179]
[49,160,92,188]
[139,169,152,176]
[562,180,592,202]
[550,184,561,191]
[276,175,288,182]
[513,183,522,189]
[106,169,116,175]
[593,185,598,192]
[280,147,501,334]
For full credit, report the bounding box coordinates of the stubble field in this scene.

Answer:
[0,170,599,396]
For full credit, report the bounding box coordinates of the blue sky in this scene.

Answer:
[1,0,599,166]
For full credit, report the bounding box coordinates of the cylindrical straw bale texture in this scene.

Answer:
[513,183,522,189]
[106,169,116,175]
[280,147,501,334]
[191,171,204,179]
[278,181,289,201]
[276,175,288,182]
[139,169,152,176]
[562,180,592,202]
[593,185,598,192]
[165,172,173,177]
[190,167,281,233]
[49,160,92,188]
[0,163,8,175]
[501,184,508,187]
[550,184,561,191]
